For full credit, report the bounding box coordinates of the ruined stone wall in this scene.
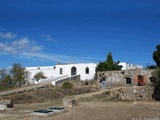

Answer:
[97,86,153,101]
[97,69,154,86]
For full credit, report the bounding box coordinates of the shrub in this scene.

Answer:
[62,82,73,89]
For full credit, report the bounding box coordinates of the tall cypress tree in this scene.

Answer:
[106,52,114,65]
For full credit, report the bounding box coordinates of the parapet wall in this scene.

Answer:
[97,69,154,86]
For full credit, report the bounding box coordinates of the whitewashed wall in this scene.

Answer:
[118,62,127,70]
[25,63,97,83]
[25,66,56,83]
[119,62,143,70]
[55,63,97,80]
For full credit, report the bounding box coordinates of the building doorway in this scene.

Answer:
[138,75,144,86]
[126,77,132,84]
[71,67,77,76]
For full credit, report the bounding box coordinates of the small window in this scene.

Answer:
[85,67,89,74]
[60,68,63,75]
[53,66,56,69]
[38,67,40,69]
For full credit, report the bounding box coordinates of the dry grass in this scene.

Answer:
[0,86,99,104]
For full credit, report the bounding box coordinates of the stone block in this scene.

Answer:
[63,98,78,108]
[0,99,14,110]
[0,104,7,110]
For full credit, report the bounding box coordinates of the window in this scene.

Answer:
[71,67,77,76]
[38,67,40,69]
[85,67,89,74]
[60,68,63,75]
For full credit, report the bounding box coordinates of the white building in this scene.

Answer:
[119,62,143,70]
[126,63,143,70]
[25,63,97,83]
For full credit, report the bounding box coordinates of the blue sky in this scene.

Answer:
[0,0,160,68]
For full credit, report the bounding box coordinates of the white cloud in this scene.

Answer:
[0,32,17,39]
[0,32,102,65]
[0,38,43,54]
[41,34,57,42]
[22,52,103,64]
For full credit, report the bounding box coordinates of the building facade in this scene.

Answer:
[119,62,143,70]
[25,63,97,83]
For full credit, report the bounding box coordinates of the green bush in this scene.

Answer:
[62,81,73,89]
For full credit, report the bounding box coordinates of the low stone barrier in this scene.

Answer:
[0,99,14,110]
[63,98,78,108]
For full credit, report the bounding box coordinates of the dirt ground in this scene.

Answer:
[0,100,160,120]
[0,83,159,120]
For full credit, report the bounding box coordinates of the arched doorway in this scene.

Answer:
[126,77,132,84]
[71,67,77,76]
[137,75,144,86]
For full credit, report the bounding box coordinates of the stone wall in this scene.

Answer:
[97,69,154,86]
[117,86,153,100]
[94,86,153,101]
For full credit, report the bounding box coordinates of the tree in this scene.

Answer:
[96,52,122,72]
[151,45,160,100]
[106,52,114,65]
[152,68,160,100]
[10,63,26,87]
[0,75,13,90]
[33,71,47,81]
[106,52,122,70]
[153,45,160,68]
[96,62,107,72]
[0,69,6,80]
[23,70,31,85]
[146,65,157,69]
